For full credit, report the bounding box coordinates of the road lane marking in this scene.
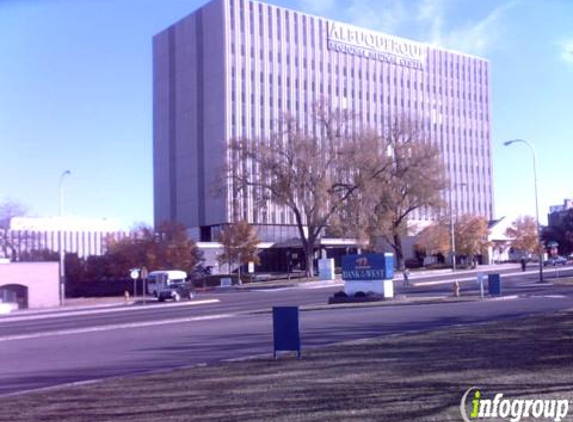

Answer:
[0,312,235,342]
[249,287,298,292]
[0,299,220,323]
[490,295,520,301]
[303,282,344,290]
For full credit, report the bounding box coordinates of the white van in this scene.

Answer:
[147,270,188,297]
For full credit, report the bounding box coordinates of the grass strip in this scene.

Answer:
[2,311,572,421]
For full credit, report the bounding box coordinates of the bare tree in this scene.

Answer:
[225,105,446,274]
[227,104,370,277]
[0,200,27,260]
[334,115,447,269]
[216,220,260,282]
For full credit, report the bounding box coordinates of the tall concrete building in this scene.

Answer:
[153,0,494,242]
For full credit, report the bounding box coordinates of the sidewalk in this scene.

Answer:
[407,262,517,280]
[238,263,522,290]
[3,296,135,317]
[411,263,573,287]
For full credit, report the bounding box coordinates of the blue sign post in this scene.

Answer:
[488,273,502,297]
[272,306,301,359]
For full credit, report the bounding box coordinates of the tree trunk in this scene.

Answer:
[393,232,404,270]
[304,244,315,278]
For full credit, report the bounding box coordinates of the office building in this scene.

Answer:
[6,217,127,260]
[548,198,573,227]
[153,0,494,242]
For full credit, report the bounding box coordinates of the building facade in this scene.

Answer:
[153,0,494,242]
[5,217,127,260]
[548,198,573,227]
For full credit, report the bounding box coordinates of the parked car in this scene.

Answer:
[157,281,195,302]
[543,256,568,266]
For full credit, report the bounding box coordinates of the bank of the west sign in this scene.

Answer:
[342,253,394,281]
[327,22,427,70]
[342,253,395,297]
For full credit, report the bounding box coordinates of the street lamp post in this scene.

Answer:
[449,182,467,272]
[449,186,456,271]
[59,170,71,305]
[503,139,544,283]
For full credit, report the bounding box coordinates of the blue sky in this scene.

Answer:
[1,0,572,228]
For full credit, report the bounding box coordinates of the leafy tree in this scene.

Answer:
[505,215,540,256]
[216,220,260,282]
[105,225,154,277]
[106,221,202,277]
[542,209,573,256]
[415,221,450,257]
[454,214,490,262]
[64,253,85,285]
[84,255,115,281]
[154,221,203,272]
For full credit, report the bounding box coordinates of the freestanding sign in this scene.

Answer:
[129,268,139,298]
[141,266,149,304]
[488,273,502,297]
[477,272,485,299]
[318,258,335,280]
[272,306,301,359]
[341,253,394,298]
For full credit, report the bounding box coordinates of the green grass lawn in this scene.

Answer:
[2,311,572,422]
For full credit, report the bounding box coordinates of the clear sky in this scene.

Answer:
[1,0,572,228]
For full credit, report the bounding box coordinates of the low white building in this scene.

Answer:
[487,217,512,264]
[6,217,128,260]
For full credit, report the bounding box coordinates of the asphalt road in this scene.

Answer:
[1,264,569,337]
[1,267,572,396]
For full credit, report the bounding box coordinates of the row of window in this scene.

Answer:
[230,78,489,126]
[231,191,493,224]
[232,88,487,118]
[228,96,490,138]
[230,41,489,89]
[228,0,489,84]
[230,59,488,104]
[228,168,492,223]
[229,111,489,141]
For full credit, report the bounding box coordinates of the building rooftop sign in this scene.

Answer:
[327,22,427,70]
